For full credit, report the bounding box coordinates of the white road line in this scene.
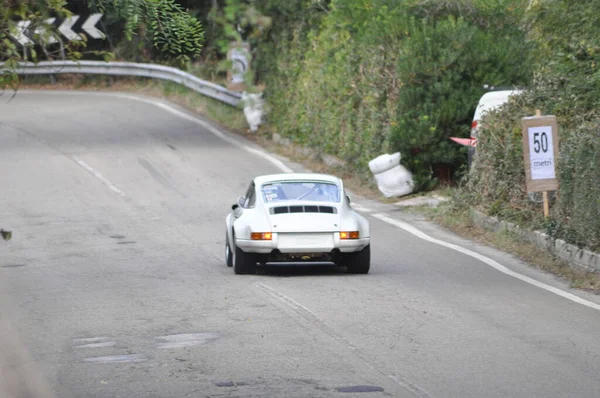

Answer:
[373,213,600,312]
[75,342,116,349]
[352,204,372,213]
[254,281,430,397]
[74,157,126,197]
[73,337,111,344]
[254,282,322,319]
[116,94,294,173]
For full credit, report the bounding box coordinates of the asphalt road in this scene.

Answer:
[1,91,600,398]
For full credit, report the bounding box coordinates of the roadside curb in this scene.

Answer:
[469,209,600,273]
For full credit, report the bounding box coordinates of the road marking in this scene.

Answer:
[116,94,294,173]
[352,204,372,213]
[254,281,430,397]
[155,333,220,349]
[75,342,116,349]
[73,337,111,343]
[73,156,125,197]
[372,213,600,312]
[73,337,116,349]
[83,354,147,363]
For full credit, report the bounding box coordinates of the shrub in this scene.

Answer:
[254,0,532,190]
[464,0,600,251]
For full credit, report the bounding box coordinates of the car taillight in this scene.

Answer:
[471,120,478,130]
[251,232,272,240]
[340,231,360,239]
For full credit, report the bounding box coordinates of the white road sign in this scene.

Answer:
[34,18,58,44]
[521,114,559,192]
[527,125,556,180]
[230,47,249,84]
[9,14,105,46]
[81,13,106,39]
[10,20,34,46]
[58,15,81,41]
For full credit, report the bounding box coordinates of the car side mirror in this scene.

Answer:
[346,195,351,204]
[237,196,246,208]
[232,204,239,210]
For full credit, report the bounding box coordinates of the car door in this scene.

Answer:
[234,182,255,217]
[228,181,255,246]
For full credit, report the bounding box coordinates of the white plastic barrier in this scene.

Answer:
[368,152,401,175]
[368,152,414,198]
[242,92,264,132]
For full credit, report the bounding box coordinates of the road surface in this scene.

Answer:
[1,91,600,398]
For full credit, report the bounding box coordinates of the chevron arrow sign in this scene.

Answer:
[9,13,106,46]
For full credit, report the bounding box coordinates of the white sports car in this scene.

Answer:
[225,173,371,275]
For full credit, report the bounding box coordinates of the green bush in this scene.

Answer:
[466,92,600,251]
[464,94,541,225]
[557,122,600,250]
[464,0,600,251]
[254,0,532,190]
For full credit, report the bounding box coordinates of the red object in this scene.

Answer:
[471,120,478,129]
[450,137,477,147]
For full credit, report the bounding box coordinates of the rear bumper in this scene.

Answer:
[235,234,369,254]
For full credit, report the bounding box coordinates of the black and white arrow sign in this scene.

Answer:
[81,14,105,39]
[58,15,81,41]
[34,18,58,44]
[10,20,34,46]
[9,13,105,46]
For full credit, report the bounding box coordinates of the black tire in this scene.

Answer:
[233,245,256,275]
[225,233,233,267]
[346,245,370,274]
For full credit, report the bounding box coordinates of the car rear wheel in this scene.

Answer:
[225,233,233,267]
[346,245,370,274]
[234,245,257,275]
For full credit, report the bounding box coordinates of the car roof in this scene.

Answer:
[254,173,342,186]
[473,90,524,120]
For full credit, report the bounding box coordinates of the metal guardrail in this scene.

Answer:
[5,61,243,107]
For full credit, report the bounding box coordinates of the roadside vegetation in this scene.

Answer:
[464,0,600,253]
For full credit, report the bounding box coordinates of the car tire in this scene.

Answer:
[233,245,256,275]
[346,244,370,274]
[225,233,233,267]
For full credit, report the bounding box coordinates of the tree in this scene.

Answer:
[0,0,205,92]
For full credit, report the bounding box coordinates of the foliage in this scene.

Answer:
[0,0,86,92]
[464,94,541,225]
[525,0,600,121]
[93,0,205,67]
[465,0,600,251]
[392,2,532,189]
[0,0,205,92]
[254,0,532,189]
[208,0,272,53]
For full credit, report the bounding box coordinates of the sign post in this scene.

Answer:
[521,110,559,218]
[226,41,251,92]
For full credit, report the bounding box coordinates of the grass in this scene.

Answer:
[17,73,600,294]
[417,203,600,293]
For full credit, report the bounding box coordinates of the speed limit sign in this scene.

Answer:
[521,112,559,192]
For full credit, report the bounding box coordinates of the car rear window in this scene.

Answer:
[261,181,340,203]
